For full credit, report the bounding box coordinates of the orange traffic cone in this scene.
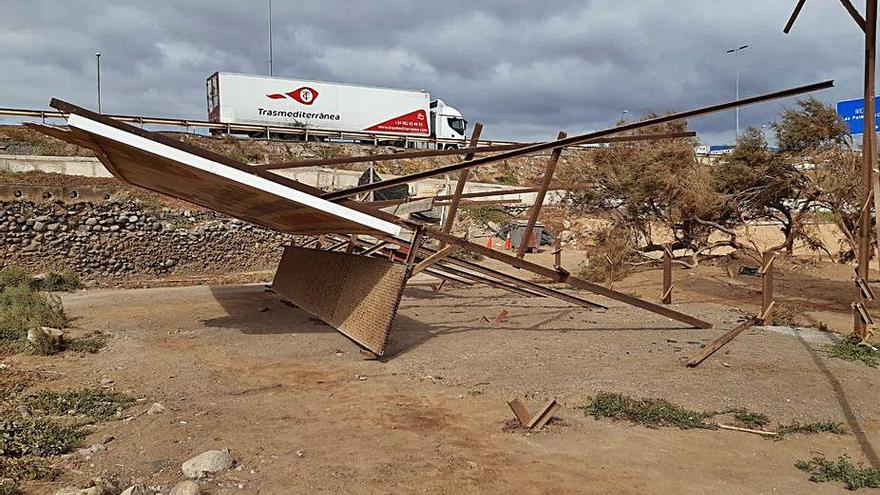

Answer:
[486,237,493,249]
[505,232,512,250]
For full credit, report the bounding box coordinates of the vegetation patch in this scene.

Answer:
[583,392,846,439]
[62,334,107,354]
[725,408,770,429]
[460,206,513,227]
[0,480,21,495]
[581,392,715,430]
[0,415,86,457]
[796,455,880,490]
[0,456,61,481]
[0,283,67,341]
[825,336,880,368]
[32,270,81,292]
[777,421,847,439]
[22,388,134,421]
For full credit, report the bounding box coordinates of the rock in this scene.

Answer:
[100,377,114,387]
[181,450,235,479]
[256,306,269,313]
[33,221,46,232]
[53,487,105,495]
[169,481,201,495]
[27,326,64,354]
[85,217,99,226]
[77,443,107,457]
[17,404,31,418]
[164,259,177,268]
[559,230,574,242]
[147,402,166,415]
[120,485,148,495]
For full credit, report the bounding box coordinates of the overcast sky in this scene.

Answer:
[0,1,871,144]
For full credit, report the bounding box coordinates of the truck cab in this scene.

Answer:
[430,99,468,148]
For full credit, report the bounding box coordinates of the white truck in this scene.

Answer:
[206,72,468,148]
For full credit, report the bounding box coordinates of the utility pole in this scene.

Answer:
[95,52,102,113]
[725,44,749,139]
[268,0,274,76]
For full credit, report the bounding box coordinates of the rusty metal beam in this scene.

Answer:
[783,0,808,34]
[442,123,483,236]
[422,226,712,328]
[348,236,544,297]
[254,130,696,171]
[411,245,458,276]
[361,183,594,208]
[322,81,833,201]
[841,0,868,32]
[518,131,566,259]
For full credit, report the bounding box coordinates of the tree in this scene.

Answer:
[562,116,732,267]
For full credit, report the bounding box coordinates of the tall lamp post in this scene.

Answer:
[725,44,749,140]
[95,52,102,113]
[268,0,274,76]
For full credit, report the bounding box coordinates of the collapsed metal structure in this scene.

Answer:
[29,80,833,356]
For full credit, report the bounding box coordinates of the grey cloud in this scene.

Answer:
[0,0,870,142]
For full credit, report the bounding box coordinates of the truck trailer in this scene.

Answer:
[206,72,467,147]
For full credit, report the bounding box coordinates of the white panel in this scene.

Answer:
[66,113,401,237]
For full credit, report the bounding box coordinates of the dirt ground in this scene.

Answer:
[6,250,880,494]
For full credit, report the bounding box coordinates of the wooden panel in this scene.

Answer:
[272,246,408,355]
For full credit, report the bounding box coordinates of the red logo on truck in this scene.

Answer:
[365,109,428,134]
[266,87,319,105]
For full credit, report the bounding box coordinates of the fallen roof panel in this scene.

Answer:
[35,101,400,237]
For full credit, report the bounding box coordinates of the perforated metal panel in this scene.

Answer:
[272,246,408,355]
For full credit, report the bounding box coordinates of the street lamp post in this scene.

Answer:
[95,52,102,113]
[725,44,749,139]
[268,0,274,76]
[620,109,629,122]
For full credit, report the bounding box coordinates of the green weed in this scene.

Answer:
[825,336,880,368]
[581,392,715,430]
[0,456,61,481]
[0,415,86,457]
[796,455,880,490]
[777,421,847,439]
[0,481,20,495]
[22,388,133,421]
[33,270,81,292]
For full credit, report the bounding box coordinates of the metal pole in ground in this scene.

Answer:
[857,0,877,338]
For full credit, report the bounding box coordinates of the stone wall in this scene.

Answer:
[0,198,297,285]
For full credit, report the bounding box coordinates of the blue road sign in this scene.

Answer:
[837,97,880,134]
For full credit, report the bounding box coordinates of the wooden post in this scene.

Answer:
[553,237,562,270]
[857,0,877,338]
[760,251,775,324]
[440,123,483,236]
[517,131,567,259]
[661,244,673,304]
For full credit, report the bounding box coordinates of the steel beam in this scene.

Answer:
[442,123,483,235]
[422,226,712,328]
[518,131,566,258]
[322,81,834,201]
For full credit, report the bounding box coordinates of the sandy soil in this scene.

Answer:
[6,264,879,494]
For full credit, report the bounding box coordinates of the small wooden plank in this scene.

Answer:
[716,424,778,437]
[686,317,760,367]
[507,399,532,426]
[527,399,561,430]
